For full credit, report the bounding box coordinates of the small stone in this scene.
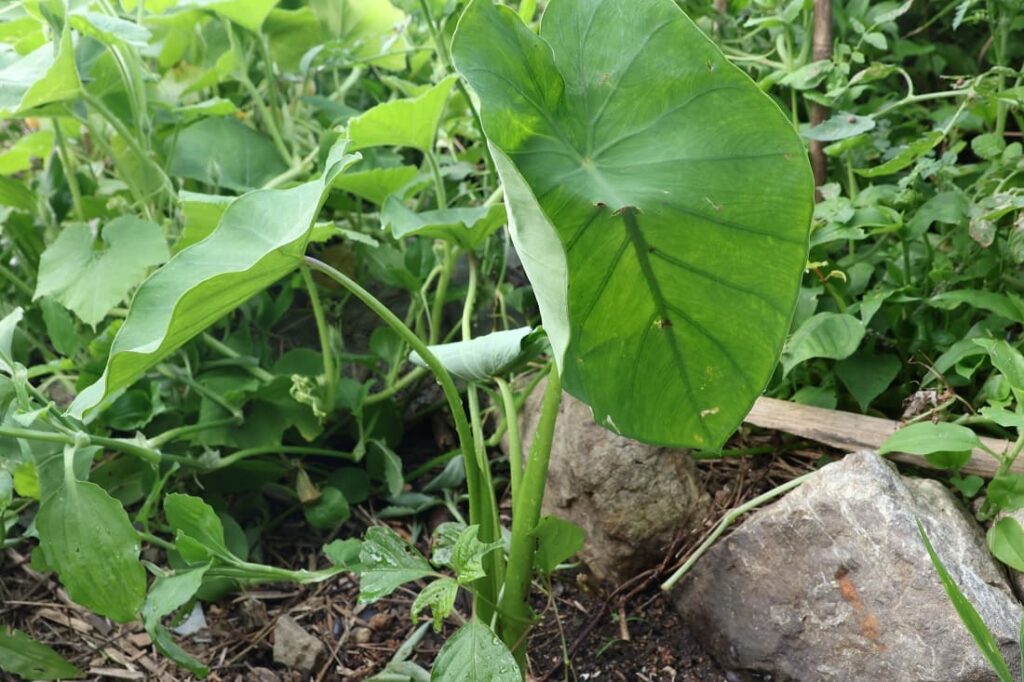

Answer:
[272,615,326,674]
[353,626,373,644]
[249,667,279,682]
[515,378,708,584]
[672,451,1023,681]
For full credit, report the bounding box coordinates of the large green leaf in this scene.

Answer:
[430,620,521,681]
[36,475,147,622]
[452,0,813,448]
[69,143,358,417]
[0,27,80,117]
[338,0,412,71]
[34,217,170,327]
[0,628,83,681]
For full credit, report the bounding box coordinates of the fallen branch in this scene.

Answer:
[745,397,1019,478]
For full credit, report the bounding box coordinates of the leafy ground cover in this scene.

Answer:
[0,0,1022,679]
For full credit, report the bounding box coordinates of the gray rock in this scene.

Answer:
[672,451,1023,681]
[272,615,326,673]
[517,379,708,584]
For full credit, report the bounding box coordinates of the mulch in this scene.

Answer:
[2,432,831,681]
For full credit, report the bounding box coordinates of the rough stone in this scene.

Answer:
[672,451,1023,681]
[517,379,708,584]
[272,615,326,674]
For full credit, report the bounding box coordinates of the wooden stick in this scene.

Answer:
[744,397,1019,478]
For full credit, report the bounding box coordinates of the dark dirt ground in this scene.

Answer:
[1,432,828,681]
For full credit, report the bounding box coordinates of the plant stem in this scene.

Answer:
[518,0,537,22]
[147,417,240,449]
[495,377,522,500]
[660,469,815,592]
[0,425,162,465]
[427,151,448,209]
[302,256,495,618]
[501,365,561,668]
[201,333,275,382]
[52,120,85,221]
[301,264,337,412]
[430,243,455,344]
[462,252,479,339]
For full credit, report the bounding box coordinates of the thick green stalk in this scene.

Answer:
[500,365,561,667]
[303,256,498,619]
[301,264,337,411]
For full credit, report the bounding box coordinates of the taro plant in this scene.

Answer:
[344,0,814,674]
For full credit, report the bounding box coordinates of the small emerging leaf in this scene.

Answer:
[411,578,458,632]
[409,327,540,383]
[359,526,434,603]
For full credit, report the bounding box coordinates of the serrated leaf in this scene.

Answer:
[781,312,865,374]
[34,217,169,327]
[972,133,1006,161]
[359,526,434,603]
[430,620,520,681]
[409,327,537,383]
[69,143,357,417]
[447,525,502,585]
[879,422,981,457]
[348,76,457,152]
[36,478,147,622]
[452,0,813,448]
[381,198,506,250]
[0,628,83,681]
[411,578,458,632]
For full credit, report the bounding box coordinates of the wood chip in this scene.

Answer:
[87,668,145,680]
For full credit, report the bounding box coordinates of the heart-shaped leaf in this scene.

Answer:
[452,0,813,448]
[70,142,358,417]
[34,217,170,327]
[347,75,457,152]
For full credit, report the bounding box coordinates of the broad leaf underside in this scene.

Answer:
[454,0,813,448]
